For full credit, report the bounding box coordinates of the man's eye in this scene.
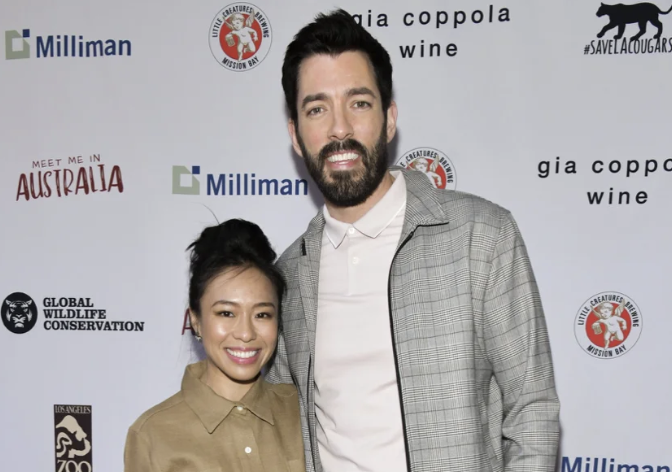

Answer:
[353,101,371,109]
[307,107,323,116]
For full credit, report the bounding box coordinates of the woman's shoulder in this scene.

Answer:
[263,381,298,399]
[128,391,188,434]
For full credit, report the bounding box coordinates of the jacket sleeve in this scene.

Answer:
[482,210,560,471]
[124,428,157,472]
[265,329,294,384]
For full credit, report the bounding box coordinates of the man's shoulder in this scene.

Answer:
[402,168,512,227]
[424,185,513,230]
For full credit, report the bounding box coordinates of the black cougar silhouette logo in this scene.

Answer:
[596,2,672,40]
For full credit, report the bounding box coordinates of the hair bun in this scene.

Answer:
[191,219,277,265]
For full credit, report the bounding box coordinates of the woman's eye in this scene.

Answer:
[217,311,234,317]
[256,312,272,319]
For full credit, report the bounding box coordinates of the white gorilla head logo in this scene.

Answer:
[55,415,91,459]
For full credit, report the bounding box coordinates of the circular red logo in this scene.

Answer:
[574,292,643,359]
[209,3,272,71]
[396,148,457,190]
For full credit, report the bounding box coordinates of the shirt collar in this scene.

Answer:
[182,361,274,434]
[323,170,406,248]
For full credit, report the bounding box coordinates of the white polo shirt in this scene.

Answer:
[315,170,408,472]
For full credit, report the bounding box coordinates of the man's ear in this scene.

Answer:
[386,100,398,144]
[288,119,304,158]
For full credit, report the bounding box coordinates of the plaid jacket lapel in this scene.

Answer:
[396,166,449,244]
[297,212,325,471]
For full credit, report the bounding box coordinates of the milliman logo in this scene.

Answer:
[5,28,132,60]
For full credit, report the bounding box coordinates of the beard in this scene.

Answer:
[297,120,389,208]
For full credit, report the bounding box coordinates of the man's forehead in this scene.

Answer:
[297,51,378,96]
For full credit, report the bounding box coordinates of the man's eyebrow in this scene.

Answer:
[300,87,377,110]
[346,87,376,99]
[301,93,328,110]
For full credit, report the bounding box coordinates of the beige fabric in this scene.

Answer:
[124,361,305,472]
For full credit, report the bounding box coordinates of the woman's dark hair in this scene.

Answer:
[187,219,285,319]
[281,8,393,124]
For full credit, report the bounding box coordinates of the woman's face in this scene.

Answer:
[190,266,278,393]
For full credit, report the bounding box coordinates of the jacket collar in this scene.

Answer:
[301,166,448,253]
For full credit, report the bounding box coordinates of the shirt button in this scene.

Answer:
[245,447,252,454]
[347,227,355,235]
[352,256,359,265]
[236,406,244,411]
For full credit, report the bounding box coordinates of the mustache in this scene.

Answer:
[317,139,368,163]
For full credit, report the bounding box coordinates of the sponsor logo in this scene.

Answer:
[2,294,144,333]
[5,28,131,60]
[396,147,457,190]
[55,405,92,472]
[562,456,670,472]
[574,291,642,358]
[171,165,308,196]
[1,292,38,334]
[182,308,193,335]
[15,154,124,202]
[584,2,672,55]
[209,3,272,71]
[348,7,512,60]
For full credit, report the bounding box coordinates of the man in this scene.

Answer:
[266,9,560,472]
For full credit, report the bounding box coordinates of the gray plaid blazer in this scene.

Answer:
[266,167,560,472]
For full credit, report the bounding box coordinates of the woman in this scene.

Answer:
[124,219,304,472]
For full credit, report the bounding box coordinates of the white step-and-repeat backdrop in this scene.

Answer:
[1,0,670,471]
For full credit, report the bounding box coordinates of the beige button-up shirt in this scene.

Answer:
[124,361,304,472]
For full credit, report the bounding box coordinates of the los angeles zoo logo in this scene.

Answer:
[574,292,643,359]
[209,3,272,71]
[397,147,457,190]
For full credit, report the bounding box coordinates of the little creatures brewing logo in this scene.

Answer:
[574,292,643,359]
[209,3,272,71]
[396,147,457,190]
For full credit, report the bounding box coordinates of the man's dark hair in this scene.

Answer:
[281,9,393,124]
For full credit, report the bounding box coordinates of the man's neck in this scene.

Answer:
[325,171,395,224]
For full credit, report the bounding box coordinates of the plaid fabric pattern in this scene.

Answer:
[266,167,560,472]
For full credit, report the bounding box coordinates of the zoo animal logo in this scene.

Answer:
[1,292,38,334]
[596,2,672,40]
[54,405,93,472]
[209,3,272,71]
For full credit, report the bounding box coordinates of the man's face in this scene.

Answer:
[289,51,397,207]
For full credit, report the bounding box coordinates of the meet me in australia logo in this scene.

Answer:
[172,165,308,196]
[5,28,131,60]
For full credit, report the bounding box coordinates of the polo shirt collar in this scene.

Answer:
[323,170,406,248]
